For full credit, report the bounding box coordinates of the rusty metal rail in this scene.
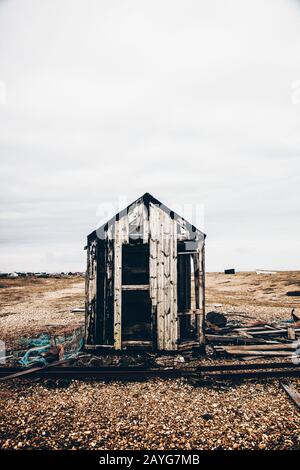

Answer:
[0,360,299,383]
[0,366,187,380]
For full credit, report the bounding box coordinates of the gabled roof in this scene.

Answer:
[88,192,206,242]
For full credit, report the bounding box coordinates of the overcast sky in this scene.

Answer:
[0,0,300,272]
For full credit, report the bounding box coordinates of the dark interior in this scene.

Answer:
[121,290,152,341]
[177,250,196,340]
[177,252,191,312]
[121,243,151,342]
[122,243,149,285]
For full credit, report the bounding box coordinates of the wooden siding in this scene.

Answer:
[114,220,122,349]
[103,224,114,344]
[192,238,205,345]
[85,238,97,344]
[149,203,178,350]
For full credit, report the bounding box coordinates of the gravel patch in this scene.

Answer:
[0,378,300,450]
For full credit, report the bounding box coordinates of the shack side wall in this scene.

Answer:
[85,239,97,345]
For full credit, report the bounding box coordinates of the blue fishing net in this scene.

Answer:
[18,328,84,367]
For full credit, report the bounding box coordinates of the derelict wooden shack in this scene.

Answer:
[85,193,206,352]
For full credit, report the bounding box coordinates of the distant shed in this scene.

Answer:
[85,193,206,352]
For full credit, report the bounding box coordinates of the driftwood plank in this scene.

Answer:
[223,343,299,351]
[281,383,300,410]
[206,334,267,344]
[249,328,300,336]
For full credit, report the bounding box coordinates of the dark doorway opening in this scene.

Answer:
[177,247,196,341]
[121,290,152,341]
[121,243,151,343]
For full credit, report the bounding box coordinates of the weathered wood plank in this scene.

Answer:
[249,328,300,336]
[281,383,300,410]
[119,211,129,245]
[85,239,97,344]
[222,343,299,351]
[149,202,158,348]
[84,244,90,343]
[157,208,165,349]
[200,241,205,346]
[103,225,114,344]
[142,202,149,244]
[163,211,170,350]
[113,220,122,350]
[170,218,178,349]
[122,284,149,291]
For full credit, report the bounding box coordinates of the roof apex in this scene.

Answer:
[88,192,206,241]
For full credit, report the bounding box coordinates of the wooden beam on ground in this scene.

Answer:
[249,328,300,336]
[206,334,268,344]
[281,383,300,410]
[222,343,299,351]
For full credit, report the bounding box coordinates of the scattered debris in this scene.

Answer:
[206,310,300,358]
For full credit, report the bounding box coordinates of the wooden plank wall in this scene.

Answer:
[193,238,205,345]
[149,203,178,350]
[114,220,122,349]
[127,198,149,242]
[200,241,205,345]
[85,238,97,344]
[149,205,158,348]
[104,225,114,344]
